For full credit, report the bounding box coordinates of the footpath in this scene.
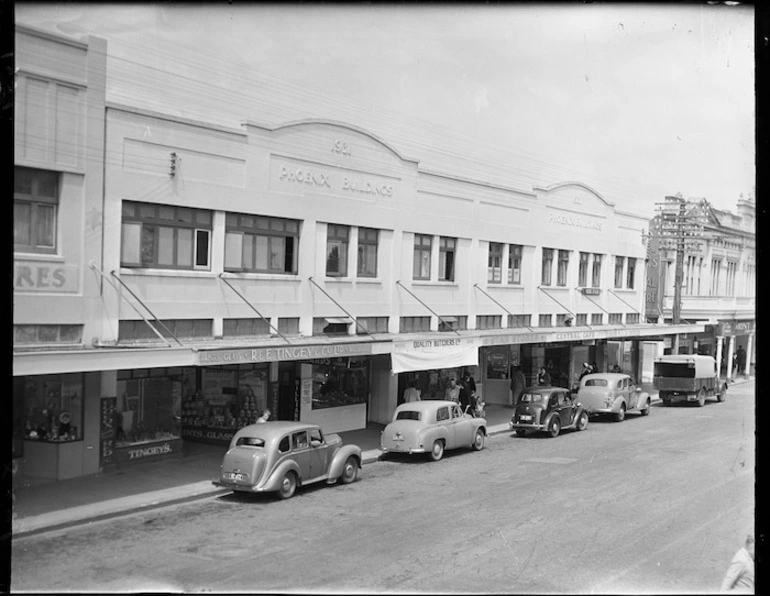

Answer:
[10,378,750,538]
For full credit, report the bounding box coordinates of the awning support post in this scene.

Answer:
[307,277,376,339]
[576,288,625,327]
[473,283,535,331]
[538,286,592,329]
[396,280,461,336]
[218,274,292,344]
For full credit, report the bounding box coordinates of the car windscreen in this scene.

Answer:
[520,393,543,403]
[236,437,265,447]
[584,379,608,387]
[396,411,421,421]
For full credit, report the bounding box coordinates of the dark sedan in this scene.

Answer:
[510,386,589,438]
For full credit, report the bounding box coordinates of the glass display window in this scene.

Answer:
[116,368,184,447]
[311,357,369,409]
[17,373,84,443]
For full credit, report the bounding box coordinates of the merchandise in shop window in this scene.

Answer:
[20,374,83,442]
[311,358,369,410]
[115,374,181,447]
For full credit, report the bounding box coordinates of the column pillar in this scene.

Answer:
[726,335,736,381]
[715,336,724,377]
[745,333,754,377]
[672,334,680,355]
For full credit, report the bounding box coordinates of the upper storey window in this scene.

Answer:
[14,167,59,254]
[225,213,299,274]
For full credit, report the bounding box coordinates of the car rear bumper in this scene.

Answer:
[381,446,426,454]
[212,480,263,493]
[510,421,545,431]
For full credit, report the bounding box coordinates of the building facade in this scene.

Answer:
[14,26,706,480]
[645,195,756,379]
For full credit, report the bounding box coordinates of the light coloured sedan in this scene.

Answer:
[577,373,652,422]
[213,421,362,499]
[380,400,486,461]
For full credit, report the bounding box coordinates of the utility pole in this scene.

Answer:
[653,195,708,325]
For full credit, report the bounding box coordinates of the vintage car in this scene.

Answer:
[577,373,651,421]
[510,386,589,437]
[213,421,362,499]
[653,354,727,407]
[380,400,486,461]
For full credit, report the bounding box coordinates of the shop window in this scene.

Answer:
[627,313,640,324]
[224,212,299,274]
[576,313,588,326]
[400,316,430,333]
[615,256,625,288]
[413,234,432,280]
[16,373,84,443]
[556,314,571,327]
[557,250,569,286]
[121,201,212,270]
[477,315,502,330]
[507,314,531,328]
[439,237,456,281]
[357,227,378,278]
[439,316,466,332]
[119,319,212,341]
[14,166,59,254]
[578,252,590,287]
[591,313,603,326]
[313,317,351,335]
[485,349,510,379]
[508,244,522,284]
[541,248,554,286]
[277,317,300,335]
[356,316,388,334]
[488,242,503,283]
[326,224,349,277]
[592,253,603,288]
[538,314,552,327]
[223,318,271,337]
[609,313,623,325]
[311,357,368,410]
[14,324,82,345]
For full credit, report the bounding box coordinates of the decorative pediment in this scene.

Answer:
[534,181,615,210]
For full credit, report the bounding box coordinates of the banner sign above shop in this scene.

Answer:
[391,337,481,374]
[198,342,374,366]
[717,319,755,337]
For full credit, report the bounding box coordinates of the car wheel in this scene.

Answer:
[515,429,527,437]
[548,417,561,438]
[472,429,485,451]
[339,456,358,485]
[696,388,706,407]
[615,404,626,422]
[277,471,297,500]
[576,411,589,431]
[640,399,651,416]
[662,397,672,407]
[428,440,445,462]
[717,384,727,402]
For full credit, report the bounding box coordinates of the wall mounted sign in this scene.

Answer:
[14,261,79,292]
[198,342,374,366]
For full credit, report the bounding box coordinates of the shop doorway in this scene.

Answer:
[544,345,571,389]
[277,362,299,421]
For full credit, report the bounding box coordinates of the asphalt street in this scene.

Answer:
[11,381,755,594]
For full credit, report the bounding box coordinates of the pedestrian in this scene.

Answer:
[611,364,622,373]
[510,365,526,406]
[736,346,747,377]
[403,379,421,403]
[444,377,461,403]
[720,534,754,593]
[537,367,551,386]
[458,373,476,413]
[256,408,271,423]
[579,362,594,380]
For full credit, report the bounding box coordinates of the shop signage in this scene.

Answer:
[717,320,755,336]
[113,438,183,464]
[547,213,603,231]
[580,288,601,296]
[181,427,235,445]
[391,337,481,374]
[99,397,117,468]
[14,261,79,293]
[198,342,374,366]
[644,232,663,318]
[481,323,703,347]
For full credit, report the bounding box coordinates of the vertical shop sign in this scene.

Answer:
[100,397,117,467]
[270,383,279,416]
[301,378,313,414]
[294,379,301,421]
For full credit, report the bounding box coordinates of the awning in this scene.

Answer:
[391,337,481,374]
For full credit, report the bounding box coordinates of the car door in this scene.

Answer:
[560,392,577,426]
[450,404,473,447]
[556,392,573,426]
[291,430,312,479]
[308,428,330,479]
[436,405,454,447]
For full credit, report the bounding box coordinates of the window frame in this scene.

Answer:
[508,244,522,284]
[614,256,625,289]
[439,237,456,282]
[357,227,379,278]
[413,234,432,280]
[626,257,636,289]
[557,250,569,287]
[488,242,503,283]
[14,167,59,254]
[591,253,603,288]
[225,213,299,274]
[541,248,554,286]
[578,252,589,287]
[326,224,350,277]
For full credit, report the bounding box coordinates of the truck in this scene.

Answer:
[653,354,728,407]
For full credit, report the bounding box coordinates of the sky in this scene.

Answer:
[15,2,756,218]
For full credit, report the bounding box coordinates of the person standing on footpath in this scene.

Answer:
[720,534,754,593]
[510,366,526,406]
[537,367,551,386]
[736,346,747,377]
[402,379,421,403]
[444,377,461,404]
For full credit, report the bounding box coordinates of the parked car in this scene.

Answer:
[577,373,651,421]
[510,386,589,437]
[380,400,486,461]
[653,354,727,407]
[213,421,362,499]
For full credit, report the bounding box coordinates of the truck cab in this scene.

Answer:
[653,354,728,407]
